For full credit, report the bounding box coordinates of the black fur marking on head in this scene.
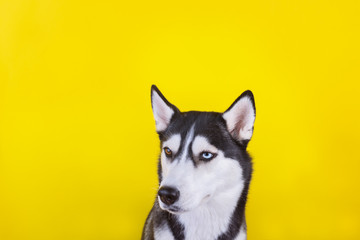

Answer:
[158,111,252,164]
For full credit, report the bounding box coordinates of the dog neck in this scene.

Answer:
[171,183,248,240]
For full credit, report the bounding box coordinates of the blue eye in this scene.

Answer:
[200,152,216,161]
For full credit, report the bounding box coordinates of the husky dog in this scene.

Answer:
[142,85,256,240]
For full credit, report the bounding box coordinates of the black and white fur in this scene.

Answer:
[142,85,256,240]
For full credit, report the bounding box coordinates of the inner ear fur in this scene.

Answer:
[222,90,256,145]
[151,85,179,132]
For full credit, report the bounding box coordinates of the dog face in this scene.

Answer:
[151,85,255,214]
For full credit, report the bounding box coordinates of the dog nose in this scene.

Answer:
[158,186,180,205]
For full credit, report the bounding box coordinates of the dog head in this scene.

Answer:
[151,85,255,214]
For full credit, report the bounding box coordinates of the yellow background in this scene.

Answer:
[0,0,359,239]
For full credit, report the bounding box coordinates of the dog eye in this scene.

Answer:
[199,152,216,161]
[164,147,172,158]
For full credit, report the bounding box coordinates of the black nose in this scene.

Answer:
[158,186,180,205]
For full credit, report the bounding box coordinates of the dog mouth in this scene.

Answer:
[166,206,185,214]
[160,194,212,214]
[160,204,187,214]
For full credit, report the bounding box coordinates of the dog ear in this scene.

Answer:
[222,90,256,146]
[151,85,179,132]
